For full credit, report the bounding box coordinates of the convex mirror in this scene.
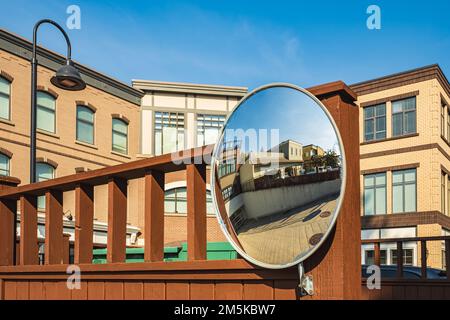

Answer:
[211,84,346,269]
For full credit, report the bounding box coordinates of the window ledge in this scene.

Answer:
[75,140,98,150]
[360,133,418,145]
[37,129,60,139]
[111,150,131,159]
[0,118,15,127]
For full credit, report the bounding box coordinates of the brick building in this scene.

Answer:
[351,65,450,268]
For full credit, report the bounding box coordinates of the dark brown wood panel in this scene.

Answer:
[190,281,215,300]
[107,178,128,263]
[19,195,38,266]
[0,199,16,266]
[143,281,166,300]
[105,281,124,300]
[144,170,165,262]
[186,164,207,261]
[243,281,274,300]
[45,190,64,265]
[124,281,144,300]
[166,282,190,300]
[74,184,94,264]
[87,281,105,300]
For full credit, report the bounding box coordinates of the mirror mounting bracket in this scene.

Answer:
[298,262,314,296]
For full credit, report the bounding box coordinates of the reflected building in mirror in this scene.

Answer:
[217,136,342,265]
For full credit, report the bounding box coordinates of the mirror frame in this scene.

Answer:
[210,83,347,269]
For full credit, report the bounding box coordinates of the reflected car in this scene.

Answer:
[361,264,446,280]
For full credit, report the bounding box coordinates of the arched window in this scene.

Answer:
[0,153,10,176]
[165,187,214,214]
[37,91,56,133]
[36,162,55,209]
[112,118,128,154]
[0,76,11,120]
[76,105,95,144]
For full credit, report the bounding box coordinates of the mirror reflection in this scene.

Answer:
[212,85,345,268]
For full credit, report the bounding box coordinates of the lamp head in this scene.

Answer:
[50,60,86,91]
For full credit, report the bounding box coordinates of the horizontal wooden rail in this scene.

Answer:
[363,235,450,281]
[0,146,212,200]
[0,146,213,270]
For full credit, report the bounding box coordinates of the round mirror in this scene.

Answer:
[211,83,346,269]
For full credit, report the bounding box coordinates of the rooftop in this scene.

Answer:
[350,64,450,98]
[132,79,248,97]
[0,28,144,105]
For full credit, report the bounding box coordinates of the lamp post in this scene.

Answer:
[30,19,86,183]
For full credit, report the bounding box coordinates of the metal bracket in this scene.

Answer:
[298,263,314,296]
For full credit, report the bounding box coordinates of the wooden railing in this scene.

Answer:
[0,146,212,267]
[361,236,450,280]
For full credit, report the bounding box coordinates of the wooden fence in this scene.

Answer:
[361,236,450,299]
[0,81,363,300]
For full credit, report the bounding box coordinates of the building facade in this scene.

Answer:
[130,80,247,245]
[351,65,450,269]
[0,29,144,247]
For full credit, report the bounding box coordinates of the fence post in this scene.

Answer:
[144,170,165,262]
[45,190,64,264]
[107,177,128,263]
[187,163,207,261]
[396,241,404,279]
[20,195,38,265]
[0,176,20,266]
[74,184,94,264]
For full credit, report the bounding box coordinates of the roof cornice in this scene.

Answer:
[308,80,357,102]
[132,79,248,97]
[0,28,144,105]
[350,64,450,98]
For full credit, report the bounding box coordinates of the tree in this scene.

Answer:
[311,154,324,173]
[323,150,339,168]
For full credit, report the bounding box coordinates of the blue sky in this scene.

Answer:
[223,86,339,153]
[1,0,449,90]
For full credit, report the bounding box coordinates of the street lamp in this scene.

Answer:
[30,19,86,183]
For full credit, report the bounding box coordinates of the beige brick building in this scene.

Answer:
[0,29,144,247]
[0,28,248,249]
[351,65,450,269]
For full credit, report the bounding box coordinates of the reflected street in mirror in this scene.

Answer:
[211,85,345,268]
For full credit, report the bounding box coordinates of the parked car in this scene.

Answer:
[362,264,446,279]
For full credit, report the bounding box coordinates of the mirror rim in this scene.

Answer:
[210,82,347,269]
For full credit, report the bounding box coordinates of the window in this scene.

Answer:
[222,186,233,201]
[37,91,56,133]
[197,114,225,147]
[442,171,446,214]
[36,163,55,209]
[448,175,450,216]
[392,169,417,213]
[364,104,386,141]
[363,173,386,215]
[0,153,10,176]
[112,118,128,154]
[392,97,416,136]
[165,187,214,215]
[0,77,11,120]
[218,160,236,178]
[441,102,446,137]
[76,106,94,144]
[154,112,185,155]
[365,249,387,265]
[391,249,414,266]
[447,107,450,142]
